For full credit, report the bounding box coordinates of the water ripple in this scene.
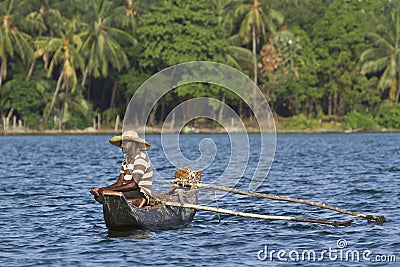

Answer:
[0,133,398,266]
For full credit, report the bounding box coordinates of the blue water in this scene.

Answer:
[0,133,399,266]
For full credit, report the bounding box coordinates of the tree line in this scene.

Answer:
[1,0,400,131]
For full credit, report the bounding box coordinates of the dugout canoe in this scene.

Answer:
[99,186,198,230]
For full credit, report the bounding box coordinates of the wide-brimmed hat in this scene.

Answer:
[109,130,150,150]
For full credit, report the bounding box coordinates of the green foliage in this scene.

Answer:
[139,0,228,71]
[344,111,376,130]
[61,92,94,129]
[376,101,400,129]
[284,114,319,130]
[234,0,284,45]
[103,107,123,126]
[80,0,135,79]
[118,69,152,98]
[360,1,400,102]
[62,111,91,129]
[261,25,320,117]
[271,0,332,35]
[293,114,310,130]
[5,76,43,128]
[1,0,400,131]
[0,0,33,92]
[311,0,377,116]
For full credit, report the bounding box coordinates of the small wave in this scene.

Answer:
[350,189,388,194]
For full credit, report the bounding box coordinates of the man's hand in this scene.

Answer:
[90,187,102,197]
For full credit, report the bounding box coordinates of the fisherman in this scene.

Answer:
[90,130,153,208]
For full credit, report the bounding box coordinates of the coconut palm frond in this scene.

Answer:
[378,63,396,90]
[361,57,389,75]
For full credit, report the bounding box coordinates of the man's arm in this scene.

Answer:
[90,170,125,197]
[104,172,124,190]
[106,174,140,192]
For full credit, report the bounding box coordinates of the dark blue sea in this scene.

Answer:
[0,133,398,266]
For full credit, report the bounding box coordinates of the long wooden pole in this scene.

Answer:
[171,181,386,225]
[163,201,353,227]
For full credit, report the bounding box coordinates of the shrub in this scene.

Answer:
[6,77,43,129]
[344,111,376,129]
[376,101,400,129]
[285,114,318,129]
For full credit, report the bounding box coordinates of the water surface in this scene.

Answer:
[0,133,398,266]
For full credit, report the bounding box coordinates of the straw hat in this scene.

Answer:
[109,130,151,150]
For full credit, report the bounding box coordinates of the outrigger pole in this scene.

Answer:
[171,180,386,226]
[162,201,354,227]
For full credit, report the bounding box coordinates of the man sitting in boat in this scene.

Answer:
[90,130,153,208]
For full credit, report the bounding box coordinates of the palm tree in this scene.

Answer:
[226,35,256,71]
[209,0,256,71]
[35,18,84,124]
[360,3,400,102]
[270,30,303,78]
[209,0,239,33]
[80,0,136,90]
[114,0,141,35]
[58,90,92,129]
[0,0,33,91]
[234,0,283,85]
[23,0,63,78]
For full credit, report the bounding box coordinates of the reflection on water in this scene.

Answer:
[107,230,153,239]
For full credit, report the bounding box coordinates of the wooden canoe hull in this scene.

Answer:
[101,188,198,230]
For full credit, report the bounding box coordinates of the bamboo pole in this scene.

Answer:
[163,201,354,227]
[171,181,386,225]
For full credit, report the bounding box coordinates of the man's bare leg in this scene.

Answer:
[127,198,147,208]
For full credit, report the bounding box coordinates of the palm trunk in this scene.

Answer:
[43,52,50,70]
[6,107,14,121]
[333,91,337,116]
[161,101,166,122]
[27,27,43,80]
[252,25,257,86]
[109,80,118,109]
[42,70,64,124]
[328,93,333,116]
[338,90,343,116]
[0,56,7,93]
[27,59,36,80]
[239,101,243,119]
[251,25,258,123]
[0,69,3,94]
[58,103,64,131]
[218,91,226,122]
[87,79,91,101]
[3,107,15,131]
[148,102,159,127]
[81,64,89,90]
[397,71,400,103]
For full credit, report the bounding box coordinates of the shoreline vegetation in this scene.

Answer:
[2,128,399,136]
[2,117,399,136]
[1,1,400,137]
